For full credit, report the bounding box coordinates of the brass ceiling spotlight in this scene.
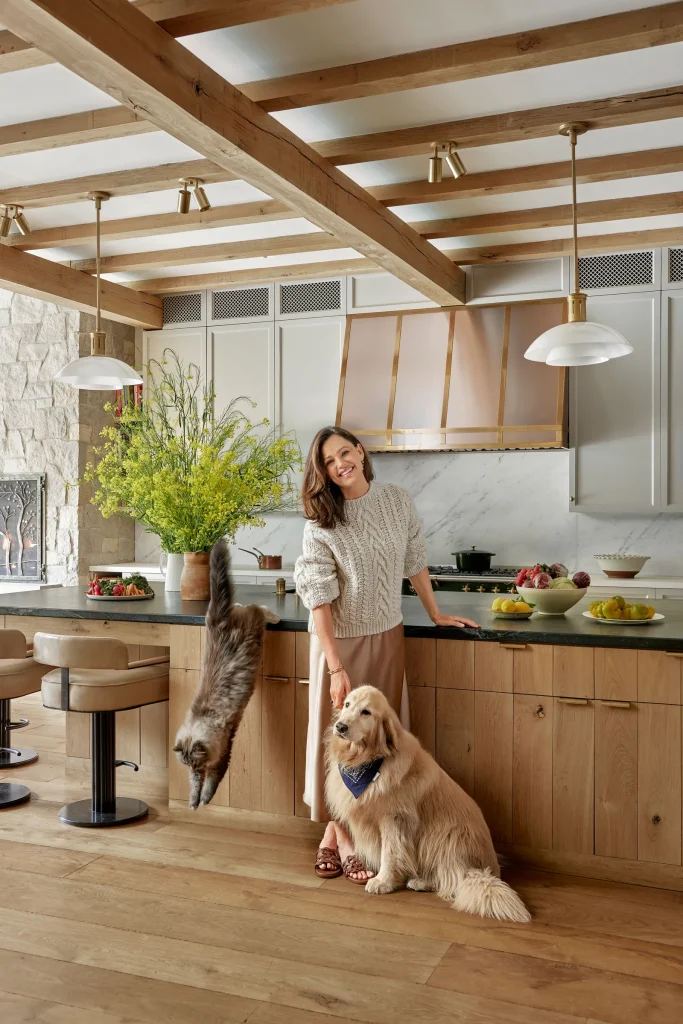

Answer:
[1,204,31,235]
[427,144,443,184]
[445,144,467,179]
[177,177,211,213]
[0,207,11,238]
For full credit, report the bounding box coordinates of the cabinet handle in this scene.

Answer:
[557,697,589,705]
[298,679,310,685]
[600,699,631,709]
[665,652,683,659]
[264,675,290,683]
[499,643,527,650]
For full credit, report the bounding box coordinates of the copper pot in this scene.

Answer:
[238,547,282,570]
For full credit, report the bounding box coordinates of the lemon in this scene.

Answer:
[646,605,656,619]
[491,597,506,611]
[501,599,518,613]
[612,595,626,610]
[514,601,532,613]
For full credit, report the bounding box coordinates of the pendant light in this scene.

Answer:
[54,192,142,390]
[524,123,633,367]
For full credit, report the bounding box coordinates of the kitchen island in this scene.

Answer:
[2,584,683,889]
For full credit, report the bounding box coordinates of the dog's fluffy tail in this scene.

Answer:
[449,868,531,923]
[206,539,234,628]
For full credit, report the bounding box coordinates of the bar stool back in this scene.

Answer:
[0,628,46,809]
[33,632,169,827]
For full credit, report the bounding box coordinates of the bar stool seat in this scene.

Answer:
[0,631,46,807]
[33,632,169,828]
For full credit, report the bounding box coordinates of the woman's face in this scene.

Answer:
[321,435,365,491]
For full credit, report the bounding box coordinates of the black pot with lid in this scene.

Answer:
[452,546,496,572]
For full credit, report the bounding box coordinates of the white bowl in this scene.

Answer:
[517,585,587,615]
[593,554,650,578]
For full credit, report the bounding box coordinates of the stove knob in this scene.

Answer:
[508,586,517,593]
[477,585,485,593]
[492,585,501,593]
[463,584,471,592]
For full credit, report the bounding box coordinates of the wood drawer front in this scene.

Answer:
[595,648,638,702]
[405,638,435,687]
[638,650,682,704]
[512,644,553,696]
[262,631,295,679]
[436,639,474,689]
[553,646,594,699]
[474,643,513,692]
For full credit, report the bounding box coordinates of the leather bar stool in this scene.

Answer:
[33,632,169,828]
[0,628,46,809]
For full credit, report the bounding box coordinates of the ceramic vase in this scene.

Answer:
[159,552,184,592]
[180,552,210,600]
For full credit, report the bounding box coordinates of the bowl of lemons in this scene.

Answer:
[491,596,534,619]
[584,596,663,624]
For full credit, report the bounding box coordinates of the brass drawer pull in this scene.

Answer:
[557,697,589,705]
[264,675,290,683]
[499,643,527,650]
[298,679,310,685]
[665,652,683,659]
[600,699,631,709]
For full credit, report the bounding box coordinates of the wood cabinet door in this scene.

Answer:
[294,680,309,817]
[474,691,513,843]
[408,685,435,756]
[513,694,553,849]
[261,676,296,815]
[436,688,475,797]
[228,677,263,810]
[553,698,594,855]
[638,702,682,865]
[637,650,682,704]
[595,700,637,860]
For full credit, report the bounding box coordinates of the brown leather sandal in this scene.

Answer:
[342,854,373,885]
[315,847,342,878]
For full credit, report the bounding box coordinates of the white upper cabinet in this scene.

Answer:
[277,316,345,457]
[662,290,683,511]
[208,322,274,429]
[143,325,207,386]
[570,292,661,512]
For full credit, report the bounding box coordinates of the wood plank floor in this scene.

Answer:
[1,694,682,1024]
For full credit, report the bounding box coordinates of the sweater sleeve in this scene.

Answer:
[294,526,340,610]
[403,492,428,578]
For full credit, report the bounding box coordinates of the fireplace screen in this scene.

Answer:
[0,474,45,582]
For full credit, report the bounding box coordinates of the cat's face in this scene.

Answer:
[173,717,234,809]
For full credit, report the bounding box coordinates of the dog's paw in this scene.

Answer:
[365,877,396,895]
[407,877,435,892]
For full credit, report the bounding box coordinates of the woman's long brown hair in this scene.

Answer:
[301,426,374,529]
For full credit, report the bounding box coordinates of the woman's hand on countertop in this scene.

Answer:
[430,611,481,629]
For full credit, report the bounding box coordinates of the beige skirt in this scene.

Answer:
[304,623,410,822]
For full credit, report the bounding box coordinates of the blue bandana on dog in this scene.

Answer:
[338,758,384,799]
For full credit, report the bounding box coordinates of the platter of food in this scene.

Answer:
[86,574,154,600]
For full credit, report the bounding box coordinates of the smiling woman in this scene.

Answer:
[293,424,479,883]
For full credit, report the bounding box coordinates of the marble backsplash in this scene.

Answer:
[135,449,683,577]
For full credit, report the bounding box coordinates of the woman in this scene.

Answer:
[293,426,479,883]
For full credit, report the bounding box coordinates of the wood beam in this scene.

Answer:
[0,1,356,73]
[316,85,683,164]
[8,200,295,250]
[0,161,232,210]
[413,190,683,239]
[367,146,683,207]
[445,226,683,264]
[68,232,342,273]
[0,245,162,327]
[127,257,377,292]
[3,0,465,306]
[244,2,683,111]
[0,107,154,157]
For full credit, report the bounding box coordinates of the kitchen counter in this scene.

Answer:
[2,584,683,651]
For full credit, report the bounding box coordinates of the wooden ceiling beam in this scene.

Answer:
[244,2,683,111]
[0,245,161,326]
[8,200,295,250]
[3,0,464,306]
[0,161,232,210]
[414,190,683,239]
[0,1,356,73]
[0,107,154,157]
[367,146,683,206]
[445,226,683,264]
[317,84,683,164]
[128,257,377,292]
[67,232,342,273]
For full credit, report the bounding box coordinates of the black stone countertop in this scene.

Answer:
[1,584,683,652]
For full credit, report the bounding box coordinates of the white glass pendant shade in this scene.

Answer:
[54,355,142,390]
[524,320,633,367]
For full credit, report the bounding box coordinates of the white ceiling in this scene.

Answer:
[0,0,681,281]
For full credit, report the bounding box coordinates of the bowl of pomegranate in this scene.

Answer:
[516,563,590,616]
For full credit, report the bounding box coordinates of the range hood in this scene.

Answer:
[336,300,567,451]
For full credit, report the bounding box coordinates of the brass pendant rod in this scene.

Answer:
[570,127,578,295]
[95,195,101,334]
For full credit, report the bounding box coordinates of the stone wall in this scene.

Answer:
[0,289,135,584]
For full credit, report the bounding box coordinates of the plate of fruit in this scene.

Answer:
[584,596,663,624]
[491,596,535,619]
[86,574,154,600]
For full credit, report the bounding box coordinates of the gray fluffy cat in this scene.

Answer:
[173,539,279,808]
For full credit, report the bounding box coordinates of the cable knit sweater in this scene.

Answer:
[294,483,428,638]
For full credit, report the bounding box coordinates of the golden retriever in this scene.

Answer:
[325,685,530,923]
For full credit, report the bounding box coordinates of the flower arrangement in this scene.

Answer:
[84,350,301,553]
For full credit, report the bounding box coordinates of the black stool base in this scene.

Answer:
[58,796,148,828]
[0,782,31,808]
[0,747,38,768]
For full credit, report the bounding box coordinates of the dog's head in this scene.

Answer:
[329,685,401,764]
